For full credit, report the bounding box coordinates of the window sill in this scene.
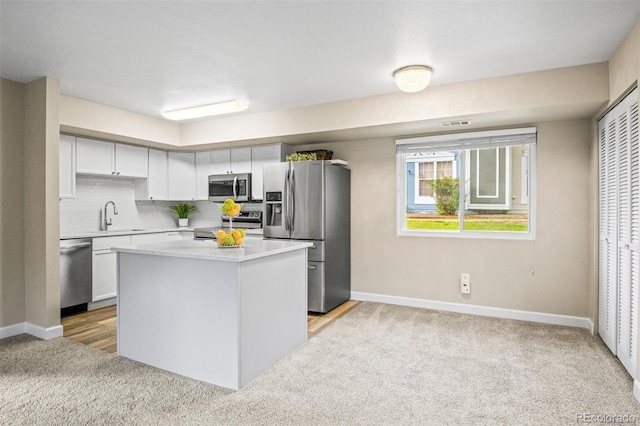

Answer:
[397,228,535,241]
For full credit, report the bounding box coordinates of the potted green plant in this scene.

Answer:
[170,202,198,227]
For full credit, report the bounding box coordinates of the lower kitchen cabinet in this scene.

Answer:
[92,235,130,302]
[90,232,193,307]
[165,231,193,240]
[130,232,167,245]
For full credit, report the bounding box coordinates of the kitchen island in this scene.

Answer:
[112,238,312,390]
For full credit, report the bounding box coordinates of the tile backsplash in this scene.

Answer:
[60,175,263,236]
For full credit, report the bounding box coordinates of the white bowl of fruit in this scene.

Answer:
[216,228,246,248]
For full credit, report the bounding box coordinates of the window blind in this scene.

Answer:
[396,127,536,153]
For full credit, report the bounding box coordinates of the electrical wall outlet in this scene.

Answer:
[460,273,471,294]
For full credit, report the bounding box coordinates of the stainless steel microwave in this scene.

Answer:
[208,173,252,202]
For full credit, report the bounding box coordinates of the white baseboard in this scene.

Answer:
[0,323,28,339]
[351,291,595,333]
[0,322,63,340]
[25,323,63,339]
[88,297,116,311]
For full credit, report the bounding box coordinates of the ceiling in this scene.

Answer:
[1,1,639,122]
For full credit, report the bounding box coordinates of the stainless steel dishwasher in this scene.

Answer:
[60,238,92,311]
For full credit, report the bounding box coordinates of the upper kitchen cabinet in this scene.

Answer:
[231,148,252,173]
[211,148,252,175]
[115,143,149,177]
[76,137,148,178]
[168,152,196,200]
[135,148,168,200]
[195,151,214,200]
[59,134,76,199]
[251,144,294,200]
[76,137,113,175]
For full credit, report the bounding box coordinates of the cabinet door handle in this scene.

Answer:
[308,265,317,270]
[116,171,120,175]
[111,171,116,175]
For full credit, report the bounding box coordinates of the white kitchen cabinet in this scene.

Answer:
[76,137,114,175]
[251,144,293,200]
[59,134,76,199]
[115,143,148,178]
[76,137,148,178]
[196,151,214,200]
[231,148,252,173]
[148,149,168,200]
[211,149,232,175]
[92,235,131,302]
[130,232,167,245]
[211,148,252,175]
[136,149,168,200]
[166,231,193,240]
[168,152,196,200]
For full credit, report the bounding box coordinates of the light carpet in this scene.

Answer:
[1,302,639,425]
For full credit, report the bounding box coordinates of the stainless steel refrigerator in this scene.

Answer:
[263,160,350,313]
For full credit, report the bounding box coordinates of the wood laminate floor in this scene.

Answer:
[62,300,360,354]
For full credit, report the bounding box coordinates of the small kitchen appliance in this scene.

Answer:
[208,173,252,202]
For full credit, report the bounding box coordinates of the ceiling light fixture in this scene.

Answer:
[162,100,249,121]
[393,65,433,93]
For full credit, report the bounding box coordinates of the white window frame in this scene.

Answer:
[396,127,537,240]
[521,149,529,205]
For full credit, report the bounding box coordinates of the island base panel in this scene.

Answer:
[117,249,307,390]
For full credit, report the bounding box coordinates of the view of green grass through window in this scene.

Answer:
[398,129,535,236]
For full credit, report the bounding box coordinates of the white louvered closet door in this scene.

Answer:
[599,87,639,378]
[599,106,619,354]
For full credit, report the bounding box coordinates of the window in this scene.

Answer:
[397,128,536,239]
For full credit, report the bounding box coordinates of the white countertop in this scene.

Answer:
[112,237,311,263]
[61,227,263,240]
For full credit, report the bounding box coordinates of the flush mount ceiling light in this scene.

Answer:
[393,65,433,93]
[162,100,249,121]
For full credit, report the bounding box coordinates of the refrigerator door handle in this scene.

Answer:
[290,167,296,233]
[284,168,291,231]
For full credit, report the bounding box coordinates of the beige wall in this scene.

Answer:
[609,20,640,103]
[24,78,60,329]
[60,95,181,148]
[298,119,592,317]
[181,63,608,146]
[0,78,26,328]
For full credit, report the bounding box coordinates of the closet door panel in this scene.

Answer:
[599,87,638,378]
[599,116,618,353]
[617,96,639,377]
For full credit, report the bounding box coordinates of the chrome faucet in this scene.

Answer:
[103,201,119,231]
